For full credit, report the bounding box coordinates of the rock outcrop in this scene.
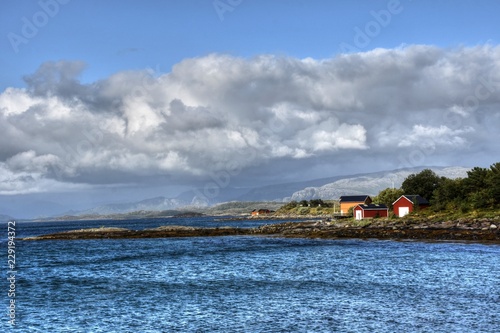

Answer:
[22,217,500,242]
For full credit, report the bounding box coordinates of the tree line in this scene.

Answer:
[282,199,333,209]
[374,163,500,212]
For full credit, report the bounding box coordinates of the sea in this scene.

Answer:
[1,217,499,333]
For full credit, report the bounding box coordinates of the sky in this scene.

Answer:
[1,0,500,218]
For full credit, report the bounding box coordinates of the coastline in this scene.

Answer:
[21,217,500,243]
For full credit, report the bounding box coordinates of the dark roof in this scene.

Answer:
[357,204,388,210]
[339,195,371,202]
[393,195,429,205]
[405,195,429,205]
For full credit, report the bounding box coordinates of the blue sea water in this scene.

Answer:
[1,217,499,332]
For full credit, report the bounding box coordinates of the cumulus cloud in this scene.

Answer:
[0,151,90,195]
[1,45,500,194]
[397,125,475,149]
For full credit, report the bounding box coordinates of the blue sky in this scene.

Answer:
[1,1,500,218]
[2,0,499,89]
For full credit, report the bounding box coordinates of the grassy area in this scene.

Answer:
[400,207,500,222]
[274,200,339,216]
[206,201,285,215]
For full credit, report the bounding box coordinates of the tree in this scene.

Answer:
[401,169,442,201]
[373,188,404,210]
[404,162,500,212]
[463,167,489,193]
[309,199,322,207]
[488,163,500,206]
[463,167,491,209]
[431,177,465,210]
[347,206,354,217]
[282,201,298,209]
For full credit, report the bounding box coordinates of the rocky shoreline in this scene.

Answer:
[254,221,500,242]
[21,218,500,242]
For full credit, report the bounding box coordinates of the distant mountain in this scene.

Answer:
[0,214,15,222]
[235,176,349,202]
[77,196,191,216]
[176,186,252,206]
[71,166,469,217]
[283,166,469,201]
[235,166,469,202]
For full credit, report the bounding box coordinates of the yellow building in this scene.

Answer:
[339,195,372,215]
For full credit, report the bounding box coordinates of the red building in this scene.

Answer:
[353,204,389,220]
[392,195,429,217]
[251,209,271,216]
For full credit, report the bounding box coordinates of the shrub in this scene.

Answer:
[298,207,310,215]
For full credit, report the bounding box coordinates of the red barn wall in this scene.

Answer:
[353,206,388,219]
[363,209,388,218]
[393,196,414,217]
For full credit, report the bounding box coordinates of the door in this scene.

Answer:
[355,210,362,220]
[399,207,410,217]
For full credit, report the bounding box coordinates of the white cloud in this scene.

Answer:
[0,88,42,116]
[6,150,60,173]
[0,45,500,193]
[0,151,90,195]
[398,125,475,148]
[310,122,367,151]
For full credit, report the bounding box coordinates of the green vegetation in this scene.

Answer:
[401,168,441,201]
[373,188,404,209]
[399,206,500,222]
[207,201,284,215]
[276,199,336,216]
[281,199,332,209]
[376,162,500,217]
[431,163,500,211]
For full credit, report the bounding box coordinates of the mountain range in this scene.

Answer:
[73,166,469,216]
